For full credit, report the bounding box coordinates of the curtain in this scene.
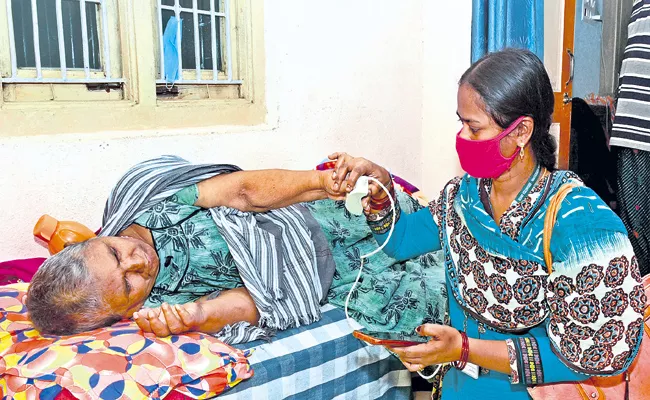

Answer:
[471,0,544,63]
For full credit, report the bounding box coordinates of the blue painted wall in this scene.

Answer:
[572,0,603,98]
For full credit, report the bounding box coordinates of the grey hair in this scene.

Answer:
[26,240,122,335]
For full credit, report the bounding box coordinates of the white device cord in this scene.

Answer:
[343,177,443,380]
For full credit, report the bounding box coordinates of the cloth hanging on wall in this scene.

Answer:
[570,97,618,208]
[617,147,650,276]
[163,16,182,84]
[471,0,544,62]
[612,0,650,276]
[610,0,650,151]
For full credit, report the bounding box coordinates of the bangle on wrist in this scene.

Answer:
[368,179,395,211]
[366,177,401,234]
[453,330,469,370]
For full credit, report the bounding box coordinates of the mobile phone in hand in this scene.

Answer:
[353,329,429,347]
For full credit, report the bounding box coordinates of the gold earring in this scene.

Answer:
[519,145,525,160]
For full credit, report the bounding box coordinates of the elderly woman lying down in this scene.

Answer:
[26,156,447,343]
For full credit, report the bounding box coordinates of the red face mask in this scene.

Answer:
[455,116,525,179]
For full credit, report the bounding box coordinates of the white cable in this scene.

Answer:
[343,177,396,326]
[342,176,444,380]
[417,363,445,380]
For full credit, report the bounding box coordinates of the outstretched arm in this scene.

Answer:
[133,287,259,336]
[328,152,442,259]
[195,169,343,211]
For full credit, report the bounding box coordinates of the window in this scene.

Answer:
[1,0,124,103]
[0,0,265,135]
[6,0,120,83]
[154,0,244,100]
[157,0,233,84]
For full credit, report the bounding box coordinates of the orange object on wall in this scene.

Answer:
[33,215,96,255]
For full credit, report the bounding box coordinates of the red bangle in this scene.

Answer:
[454,331,469,370]
[368,180,395,211]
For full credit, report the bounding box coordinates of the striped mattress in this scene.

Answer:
[221,304,412,399]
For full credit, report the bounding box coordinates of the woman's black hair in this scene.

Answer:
[459,48,556,171]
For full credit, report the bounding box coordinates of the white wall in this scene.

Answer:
[421,1,472,195]
[0,0,472,260]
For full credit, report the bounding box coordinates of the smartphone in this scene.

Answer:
[353,329,429,347]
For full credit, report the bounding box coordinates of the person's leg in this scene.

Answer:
[616,147,650,276]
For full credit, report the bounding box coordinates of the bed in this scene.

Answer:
[224,304,411,399]
[0,165,433,399]
[0,282,412,400]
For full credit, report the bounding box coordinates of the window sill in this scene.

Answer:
[0,98,266,137]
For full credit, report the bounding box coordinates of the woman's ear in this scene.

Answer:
[516,116,535,146]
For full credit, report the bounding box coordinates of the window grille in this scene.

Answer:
[157,0,240,85]
[4,0,121,84]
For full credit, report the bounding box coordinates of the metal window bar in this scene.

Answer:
[6,0,18,79]
[30,0,42,79]
[79,0,90,78]
[193,0,200,81]
[3,0,122,84]
[224,0,232,82]
[55,0,67,79]
[100,0,110,78]
[209,0,217,80]
[158,0,166,80]
[157,0,241,85]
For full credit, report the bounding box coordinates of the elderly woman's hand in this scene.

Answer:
[328,152,392,208]
[318,169,348,201]
[388,324,462,372]
[133,302,206,337]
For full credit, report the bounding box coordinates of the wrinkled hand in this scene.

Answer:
[328,152,392,209]
[388,324,462,372]
[133,302,205,337]
[319,168,348,201]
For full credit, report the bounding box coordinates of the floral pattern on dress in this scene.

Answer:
[513,303,544,325]
[489,304,513,323]
[576,264,604,295]
[547,241,644,374]
[581,344,613,370]
[560,334,581,362]
[630,284,647,314]
[433,171,644,376]
[612,351,632,370]
[548,297,570,325]
[513,260,540,277]
[601,288,629,318]
[551,275,575,298]
[489,274,513,304]
[493,256,513,274]
[434,176,551,331]
[569,294,601,324]
[143,201,182,228]
[566,322,595,340]
[306,191,449,335]
[593,319,625,347]
[136,186,245,308]
[513,276,542,304]
[626,318,643,349]
[605,256,629,288]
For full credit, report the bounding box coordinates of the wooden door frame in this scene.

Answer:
[553,0,576,170]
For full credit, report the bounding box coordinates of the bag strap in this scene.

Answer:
[542,183,579,274]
